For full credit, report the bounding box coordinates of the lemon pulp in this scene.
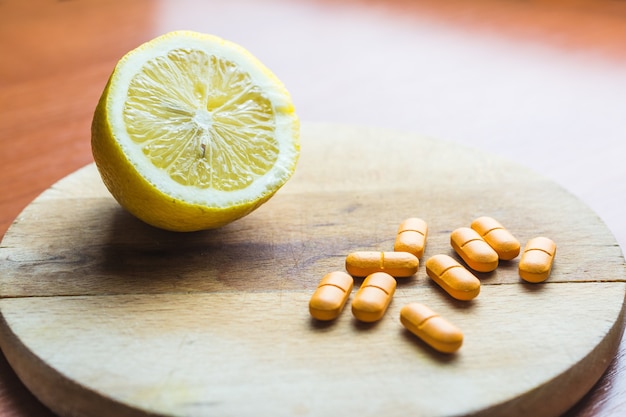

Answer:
[125,48,278,191]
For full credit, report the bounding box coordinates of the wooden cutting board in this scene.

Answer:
[0,123,624,417]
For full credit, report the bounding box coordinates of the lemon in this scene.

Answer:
[91,31,299,232]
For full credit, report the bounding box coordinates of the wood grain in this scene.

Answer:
[0,285,623,417]
[0,124,624,417]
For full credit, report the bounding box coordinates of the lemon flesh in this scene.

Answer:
[91,31,299,231]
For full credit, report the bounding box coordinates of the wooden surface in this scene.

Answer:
[0,124,625,417]
[1,0,626,416]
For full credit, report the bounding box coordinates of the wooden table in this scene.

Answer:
[1,0,625,415]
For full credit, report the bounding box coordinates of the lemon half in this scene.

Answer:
[91,31,299,231]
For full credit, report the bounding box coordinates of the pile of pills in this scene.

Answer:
[308,216,557,354]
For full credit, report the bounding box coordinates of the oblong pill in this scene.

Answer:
[351,272,396,322]
[470,216,520,260]
[400,303,463,354]
[309,271,354,321]
[425,254,480,301]
[394,217,428,259]
[519,237,557,283]
[345,251,419,278]
[450,227,498,272]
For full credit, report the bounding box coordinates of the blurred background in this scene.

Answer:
[1,0,625,416]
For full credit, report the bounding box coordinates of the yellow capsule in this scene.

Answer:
[450,227,498,272]
[519,237,557,283]
[425,254,480,301]
[351,272,396,322]
[309,271,354,321]
[470,216,520,260]
[400,303,463,354]
[394,217,428,259]
[345,251,418,278]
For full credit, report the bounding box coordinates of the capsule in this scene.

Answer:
[470,216,520,260]
[519,237,557,283]
[450,227,498,272]
[345,251,419,278]
[394,217,428,259]
[400,303,463,354]
[309,271,354,321]
[351,272,396,322]
[425,254,480,301]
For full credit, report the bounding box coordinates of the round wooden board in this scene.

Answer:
[0,123,624,417]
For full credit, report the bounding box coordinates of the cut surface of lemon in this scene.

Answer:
[91,31,299,231]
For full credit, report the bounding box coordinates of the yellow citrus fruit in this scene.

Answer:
[91,31,299,231]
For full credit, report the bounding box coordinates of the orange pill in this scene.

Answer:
[450,227,498,272]
[394,217,428,259]
[309,271,354,321]
[470,216,520,260]
[345,251,419,278]
[351,272,396,322]
[425,254,480,301]
[400,303,463,354]
[519,237,557,283]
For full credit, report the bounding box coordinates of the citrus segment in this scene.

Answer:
[91,31,299,231]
